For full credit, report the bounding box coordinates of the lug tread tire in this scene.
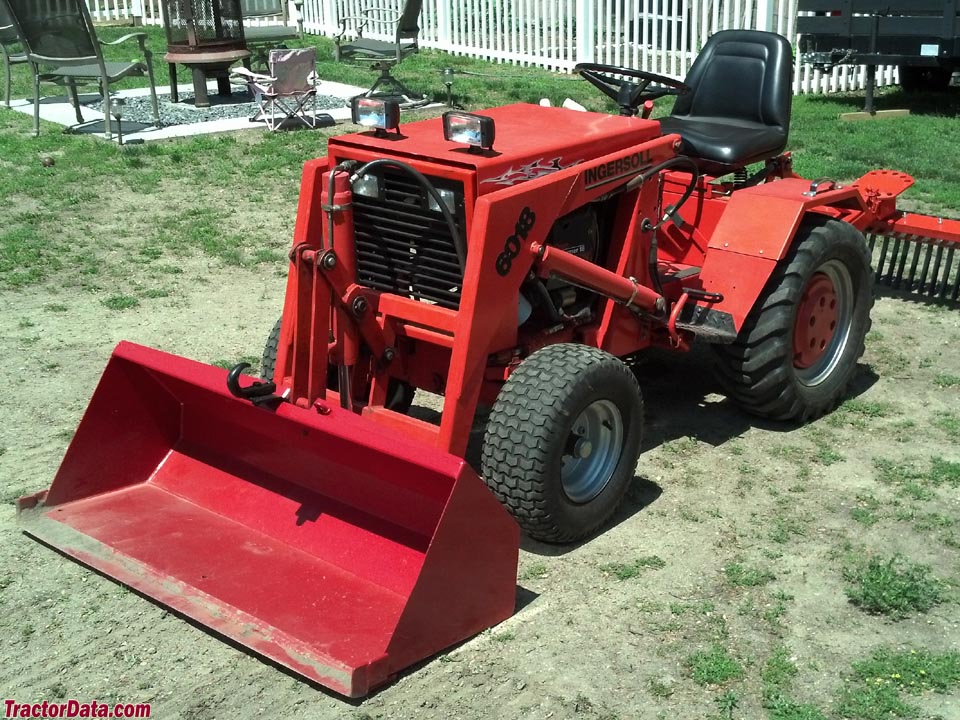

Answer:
[713,218,873,423]
[481,343,644,544]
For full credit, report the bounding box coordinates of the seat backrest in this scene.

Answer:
[0,1,21,47]
[397,0,422,40]
[3,0,100,63]
[241,0,286,21]
[671,29,791,132]
[268,47,315,94]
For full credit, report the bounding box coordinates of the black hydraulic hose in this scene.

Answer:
[349,158,467,272]
[626,156,700,297]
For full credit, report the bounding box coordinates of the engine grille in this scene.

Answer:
[353,169,466,310]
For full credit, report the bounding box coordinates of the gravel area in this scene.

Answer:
[85,90,348,127]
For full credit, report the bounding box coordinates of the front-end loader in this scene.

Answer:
[17,30,960,697]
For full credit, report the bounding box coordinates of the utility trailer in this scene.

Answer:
[798,1,960,111]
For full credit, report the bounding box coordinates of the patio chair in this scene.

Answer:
[333,0,426,106]
[231,47,319,131]
[1,0,159,139]
[241,0,304,69]
[0,0,27,107]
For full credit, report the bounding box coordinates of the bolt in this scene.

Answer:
[383,347,396,363]
[352,297,368,316]
[321,252,337,269]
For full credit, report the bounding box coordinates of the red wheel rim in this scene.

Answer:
[793,272,839,369]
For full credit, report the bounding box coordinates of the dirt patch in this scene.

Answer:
[2,239,959,719]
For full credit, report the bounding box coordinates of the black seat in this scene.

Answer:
[659,30,792,173]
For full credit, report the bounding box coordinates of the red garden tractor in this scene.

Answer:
[18,30,960,697]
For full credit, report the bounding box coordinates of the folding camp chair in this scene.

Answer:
[232,47,318,131]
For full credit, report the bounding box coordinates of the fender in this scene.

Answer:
[690,175,891,335]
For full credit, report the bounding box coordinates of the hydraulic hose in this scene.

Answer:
[349,158,467,272]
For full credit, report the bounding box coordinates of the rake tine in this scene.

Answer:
[950,258,960,302]
[893,234,910,288]
[918,241,935,293]
[883,234,902,285]
[867,233,877,254]
[928,242,945,298]
[875,234,891,281]
[905,238,923,291]
[940,245,956,300]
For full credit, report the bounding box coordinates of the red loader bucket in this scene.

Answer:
[17,342,520,698]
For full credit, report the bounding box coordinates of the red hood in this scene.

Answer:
[327,103,663,193]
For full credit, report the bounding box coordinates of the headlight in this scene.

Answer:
[427,187,456,213]
[352,173,381,199]
[442,111,495,151]
[351,97,400,133]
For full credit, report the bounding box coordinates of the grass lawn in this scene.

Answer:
[2,26,960,293]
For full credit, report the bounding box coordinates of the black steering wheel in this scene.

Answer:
[574,63,689,116]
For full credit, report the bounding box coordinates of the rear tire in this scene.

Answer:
[899,65,953,93]
[481,344,644,543]
[713,217,873,422]
[260,317,415,413]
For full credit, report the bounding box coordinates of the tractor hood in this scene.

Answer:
[328,103,664,193]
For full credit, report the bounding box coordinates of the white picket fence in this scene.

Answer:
[100,0,897,94]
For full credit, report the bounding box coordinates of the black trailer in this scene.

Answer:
[797,1,959,107]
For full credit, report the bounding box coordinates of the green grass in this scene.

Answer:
[843,555,945,618]
[101,294,139,310]
[761,646,828,720]
[601,555,666,580]
[837,648,960,720]
[519,561,549,581]
[934,373,960,388]
[933,412,960,440]
[873,456,960,500]
[724,562,776,587]
[686,645,744,686]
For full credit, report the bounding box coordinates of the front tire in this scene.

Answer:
[481,344,644,543]
[713,217,874,422]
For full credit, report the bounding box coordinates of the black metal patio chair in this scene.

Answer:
[0,0,27,107]
[1,0,159,138]
[333,0,425,105]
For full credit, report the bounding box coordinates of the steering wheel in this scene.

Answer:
[574,63,689,116]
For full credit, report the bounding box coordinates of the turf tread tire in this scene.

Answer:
[481,343,644,544]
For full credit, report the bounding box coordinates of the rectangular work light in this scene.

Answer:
[442,111,495,151]
[351,97,400,132]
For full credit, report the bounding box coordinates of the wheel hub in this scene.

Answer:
[560,399,624,504]
[793,272,839,369]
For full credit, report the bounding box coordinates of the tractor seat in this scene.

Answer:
[659,30,792,173]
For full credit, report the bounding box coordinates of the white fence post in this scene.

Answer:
[755,0,773,32]
[575,0,595,64]
[433,0,451,47]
